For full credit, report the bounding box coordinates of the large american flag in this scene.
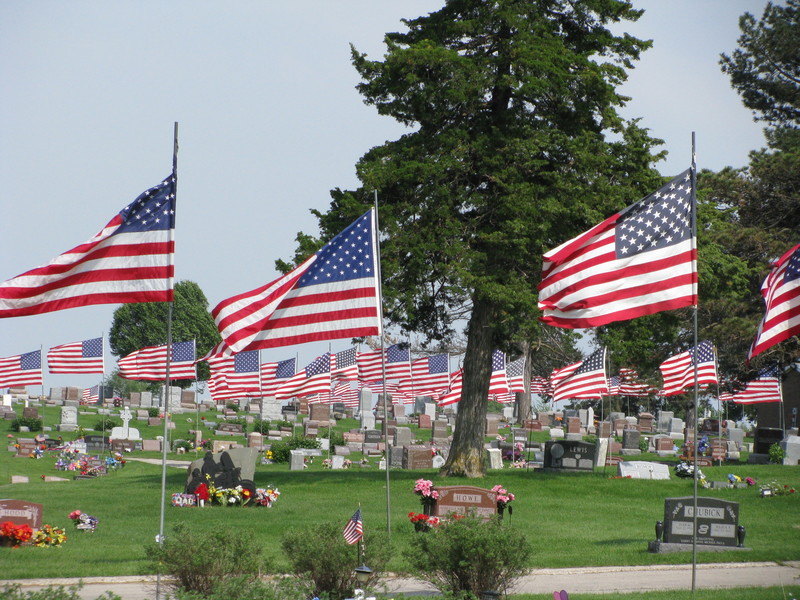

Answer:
[658,341,718,396]
[213,209,381,353]
[0,176,175,318]
[82,385,100,403]
[331,347,359,381]
[343,508,363,545]
[0,350,43,388]
[47,337,105,374]
[506,357,526,393]
[732,365,782,404]
[618,368,654,396]
[488,349,510,396]
[206,350,261,398]
[749,243,800,360]
[275,353,331,399]
[357,344,411,382]
[531,376,551,396]
[118,341,196,381]
[550,348,608,402]
[261,358,296,397]
[538,170,696,328]
[399,354,450,396]
[437,368,463,406]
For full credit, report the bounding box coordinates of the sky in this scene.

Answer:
[0,1,770,398]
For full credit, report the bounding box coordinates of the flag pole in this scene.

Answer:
[373,190,392,537]
[156,121,178,600]
[690,132,699,593]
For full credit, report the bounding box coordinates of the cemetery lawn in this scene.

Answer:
[512,588,800,600]
[1,406,799,580]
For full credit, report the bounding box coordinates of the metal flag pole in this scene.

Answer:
[156,121,178,600]
[690,132,699,594]
[373,190,391,536]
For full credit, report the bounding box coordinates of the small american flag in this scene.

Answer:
[357,344,411,382]
[0,175,175,318]
[47,337,105,374]
[276,354,331,399]
[732,365,782,404]
[0,350,43,388]
[550,348,608,402]
[213,210,381,353]
[438,368,463,406]
[206,350,262,399]
[749,243,800,359]
[118,341,196,381]
[261,358,296,397]
[659,341,717,396]
[343,508,363,545]
[488,349,510,397]
[82,385,100,403]
[506,357,526,393]
[539,170,696,328]
[399,354,450,396]
[332,347,359,381]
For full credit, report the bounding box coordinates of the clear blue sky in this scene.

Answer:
[0,1,769,396]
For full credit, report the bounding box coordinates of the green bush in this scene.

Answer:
[405,515,531,598]
[10,417,43,432]
[148,407,159,418]
[281,522,390,600]
[144,523,271,596]
[226,416,248,433]
[270,435,321,463]
[172,439,193,452]
[252,418,271,435]
[225,402,239,412]
[172,575,310,600]
[769,442,785,464]
[94,418,119,432]
[0,584,120,600]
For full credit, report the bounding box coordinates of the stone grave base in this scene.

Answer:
[648,541,750,553]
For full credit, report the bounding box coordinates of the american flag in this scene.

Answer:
[47,337,105,374]
[331,347,359,381]
[438,368,463,406]
[658,341,717,396]
[261,358,296,397]
[364,380,400,398]
[506,357,526,393]
[607,375,620,395]
[488,350,510,397]
[618,368,653,396]
[732,365,782,404]
[276,353,331,399]
[205,350,261,397]
[0,175,175,318]
[550,348,608,402]
[0,350,43,388]
[749,243,800,359]
[213,210,381,353]
[118,341,196,381]
[530,376,551,396]
[82,385,100,403]
[539,170,696,328]
[343,508,363,545]
[357,344,411,382]
[399,354,450,396]
[718,391,734,403]
[331,381,360,407]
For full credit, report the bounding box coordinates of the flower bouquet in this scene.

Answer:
[674,462,705,480]
[491,484,515,516]
[33,524,67,548]
[760,481,797,497]
[254,486,280,507]
[68,510,98,532]
[0,521,33,547]
[408,512,440,532]
[413,478,439,513]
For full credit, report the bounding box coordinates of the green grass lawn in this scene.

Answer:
[1,404,799,581]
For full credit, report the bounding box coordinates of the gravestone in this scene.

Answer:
[110,407,141,440]
[432,454,445,469]
[433,486,497,521]
[22,407,38,420]
[727,427,744,448]
[261,397,283,421]
[622,429,642,455]
[549,428,564,440]
[358,388,373,417]
[418,414,432,429]
[618,461,670,479]
[394,427,414,447]
[543,440,595,472]
[289,450,305,471]
[84,435,109,453]
[423,402,437,420]
[594,438,609,467]
[247,432,263,449]
[0,499,43,530]
[309,403,331,424]
[331,455,346,469]
[656,411,674,433]
[597,422,612,439]
[432,420,449,441]
[142,439,161,452]
[364,429,382,444]
[638,412,654,432]
[487,448,503,469]
[335,445,351,456]
[754,427,784,454]
[566,417,581,435]
[660,496,741,548]
[216,423,244,436]
[779,435,800,466]
[485,417,500,436]
[56,406,78,432]
[403,445,433,469]
[389,446,404,468]
[16,438,37,457]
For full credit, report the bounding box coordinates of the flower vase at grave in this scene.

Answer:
[737,525,746,548]
[655,520,664,542]
[423,501,435,517]
[497,505,505,519]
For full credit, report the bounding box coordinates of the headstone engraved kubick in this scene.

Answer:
[650,496,744,553]
[434,486,497,521]
[543,440,595,472]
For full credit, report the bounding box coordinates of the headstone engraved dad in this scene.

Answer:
[544,440,595,472]
[0,499,43,530]
[434,486,497,521]
[652,496,742,551]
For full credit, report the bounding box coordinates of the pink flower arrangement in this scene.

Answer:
[491,484,515,508]
[413,479,439,505]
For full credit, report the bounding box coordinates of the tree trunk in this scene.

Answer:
[439,297,496,478]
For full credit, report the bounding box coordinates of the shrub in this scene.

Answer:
[281,522,390,600]
[405,515,531,598]
[172,439,193,452]
[225,402,239,412]
[270,435,320,463]
[769,443,785,464]
[94,418,119,432]
[10,417,43,432]
[172,575,309,600]
[252,419,271,435]
[0,583,120,600]
[226,416,248,433]
[144,523,271,596]
[148,407,159,418]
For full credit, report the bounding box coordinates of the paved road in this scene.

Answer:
[3,562,799,599]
